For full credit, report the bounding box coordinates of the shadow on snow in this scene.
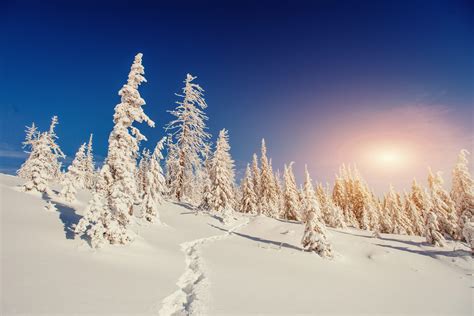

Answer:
[209,223,303,252]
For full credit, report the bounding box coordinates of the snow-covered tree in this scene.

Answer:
[141,137,167,223]
[451,149,474,235]
[199,143,214,211]
[462,221,474,251]
[300,166,333,258]
[239,163,258,213]
[333,175,356,226]
[75,191,122,248]
[273,167,284,214]
[20,132,53,194]
[428,169,459,239]
[46,116,65,181]
[281,162,300,220]
[403,192,424,236]
[17,123,40,180]
[83,53,154,246]
[424,211,445,247]
[83,134,96,190]
[60,143,87,202]
[136,148,151,199]
[165,74,211,203]
[383,185,411,234]
[259,139,278,217]
[18,117,66,188]
[251,153,261,208]
[410,178,431,220]
[317,183,346,229]
[208,129,235,212]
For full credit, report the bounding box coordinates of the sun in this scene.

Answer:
[366,145,413,169]
[376,150,402,164]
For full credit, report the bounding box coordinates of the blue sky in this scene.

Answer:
[1,0,472,192]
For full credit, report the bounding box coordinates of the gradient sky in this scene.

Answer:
[1,0,473,193]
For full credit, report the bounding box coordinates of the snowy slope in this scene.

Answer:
[1,173,472,315]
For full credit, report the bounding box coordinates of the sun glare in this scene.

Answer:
[366,145,413,169]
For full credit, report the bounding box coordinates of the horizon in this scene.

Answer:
[1,0,472,194]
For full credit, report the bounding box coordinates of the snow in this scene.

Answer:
[1,173,472,315]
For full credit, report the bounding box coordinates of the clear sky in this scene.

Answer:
[1,0,472,193]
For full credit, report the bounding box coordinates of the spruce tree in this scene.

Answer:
[428,169,459,239]
[300,166,333,258]
[208,129,235,212]
[60,143,87,202]
[424,211,445,247]
[136,148,152,200]
[259,139,278,217]
[240,164,258,213]
[451,149,474,235]
[19,118,65,193]
[141,137,167,223]
[21,132,54,194]
[281,162,300,220]
[83,133,96,190]
[410,178,431,220]
[80,53,154,246]
[251,153,261,210]
[165,74,211,203]
[403,192,424,236]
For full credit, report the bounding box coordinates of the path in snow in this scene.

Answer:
[158,217,250,316]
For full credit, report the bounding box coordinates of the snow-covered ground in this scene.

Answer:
[1,173,472,315]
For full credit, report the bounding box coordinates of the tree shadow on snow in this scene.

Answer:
[209,224,303,251]
[377,236,426,247]
[336,229,373,239]
[53,201,82,240]
[375,243,472,260]
[173,202,196,212]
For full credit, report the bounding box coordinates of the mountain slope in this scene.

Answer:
[1,174,472,315]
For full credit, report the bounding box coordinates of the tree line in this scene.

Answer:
[17,53,474,257]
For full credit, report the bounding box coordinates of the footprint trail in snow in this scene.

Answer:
[158,217,250,316]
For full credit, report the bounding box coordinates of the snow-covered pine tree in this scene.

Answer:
[384,185,411,234]
[410,178,431,220]
[60,143,87,202]
[17,123,39,180]
[85,53,155,246]
[165,74,211,204]
[424,211,445,247]
[83,134,96,190]
[274,167,284,215]
[333,175,353,225]
[21,131,53,194]
[317,182,346,229]
[403,191,424,236]
[333,165,359,228]
[46,116,66,182]
[198,143,214,211]
[379,193,394,233]
[427,169,459,239]
[300,165,333,258]
[141,137,167,223]
[251,153,261,209]
[136,148,151,200]
[19,117,66,193]
[462,221,474,251]
[240,163,258,213]
[208,129,235,212]
[74,191,116,248]
[281,162,300,220]
[451,149,474,235]
[259,139,278,217]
